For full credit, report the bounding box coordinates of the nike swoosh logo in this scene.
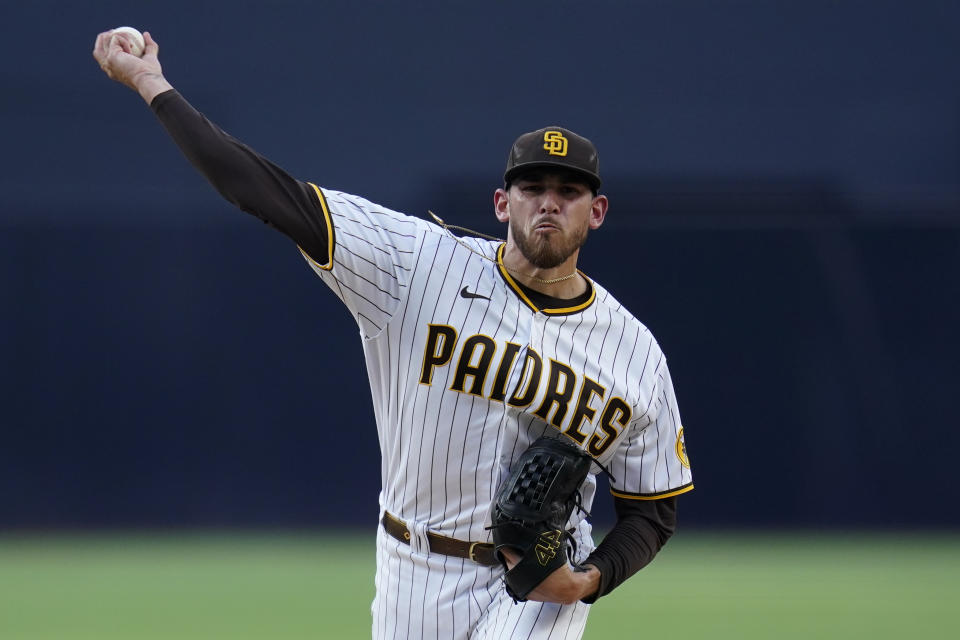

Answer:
[460,286,491,301]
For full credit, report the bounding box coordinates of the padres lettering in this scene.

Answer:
[543,131,568,156]
[419,324,631,455]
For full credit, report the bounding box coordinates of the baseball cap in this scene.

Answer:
[503,126,601,191]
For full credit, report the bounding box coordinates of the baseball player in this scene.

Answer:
[94,29,693,640]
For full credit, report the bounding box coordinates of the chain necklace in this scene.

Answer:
[428,211,580,285]
[512,269,578,284]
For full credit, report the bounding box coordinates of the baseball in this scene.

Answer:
[110,26,145,57]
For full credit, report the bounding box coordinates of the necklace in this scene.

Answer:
[508,269,578,284]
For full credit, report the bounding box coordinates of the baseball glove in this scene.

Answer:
[488,435,596,602]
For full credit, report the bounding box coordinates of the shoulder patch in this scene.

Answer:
[676,427,690,468]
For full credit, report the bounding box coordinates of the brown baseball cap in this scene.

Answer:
[503,126,601,191]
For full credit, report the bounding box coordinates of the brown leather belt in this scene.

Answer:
[381,511,498,566]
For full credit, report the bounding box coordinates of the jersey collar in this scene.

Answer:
[495,243,596,315]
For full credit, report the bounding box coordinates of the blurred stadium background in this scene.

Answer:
[1,1,957,638]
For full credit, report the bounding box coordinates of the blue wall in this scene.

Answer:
[2,1,958,529]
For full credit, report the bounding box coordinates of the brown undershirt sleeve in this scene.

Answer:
[580,495,677,603]
[149,89,331,263]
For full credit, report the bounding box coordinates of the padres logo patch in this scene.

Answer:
[534,529,562,566]
[543,131,568,156]
[675,427,690,468]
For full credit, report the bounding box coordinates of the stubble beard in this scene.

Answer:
[509,217,589,270]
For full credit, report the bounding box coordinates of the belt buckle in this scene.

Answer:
[468,541,486,564]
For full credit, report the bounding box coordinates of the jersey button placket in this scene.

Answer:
[529,311,547,349]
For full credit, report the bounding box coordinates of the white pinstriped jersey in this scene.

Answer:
[301,184,693,543]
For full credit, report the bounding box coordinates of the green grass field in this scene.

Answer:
[1,531,956,639]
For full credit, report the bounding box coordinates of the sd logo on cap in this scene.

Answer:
[504,126,601,191]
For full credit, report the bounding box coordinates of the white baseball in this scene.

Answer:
[110,26,145,57]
